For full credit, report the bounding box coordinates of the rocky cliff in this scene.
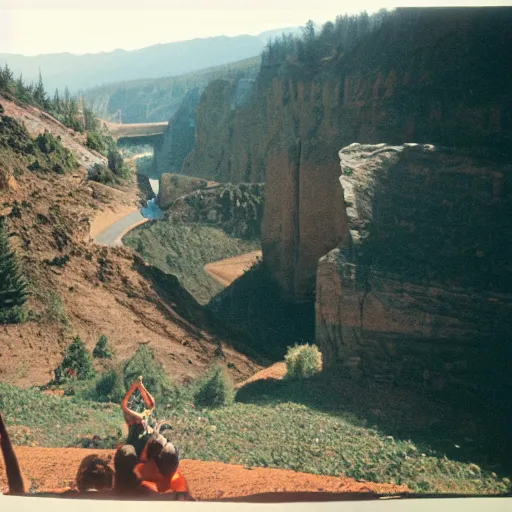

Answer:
[316,143,512,397]
[183,7,512,301]
[153,88,202,176]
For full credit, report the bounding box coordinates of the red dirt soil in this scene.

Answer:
[204,250,262,287]
[236,362,287,389]
[0,447,409,499]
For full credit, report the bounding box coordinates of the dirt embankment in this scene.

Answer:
[205,251,262,287]
[0,97,260,388]
[0,447,408,498]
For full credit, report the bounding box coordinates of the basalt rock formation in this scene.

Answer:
[316,143,512,396]
[182,7,512,301]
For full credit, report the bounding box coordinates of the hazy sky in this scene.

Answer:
[1,0,510,56]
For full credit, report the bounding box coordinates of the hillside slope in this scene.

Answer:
[84,57,261,124]
[0,95,259,388]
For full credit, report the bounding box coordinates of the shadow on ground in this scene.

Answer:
[236,369,512,476]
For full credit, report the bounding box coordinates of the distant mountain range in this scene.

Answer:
[0,27,301,94]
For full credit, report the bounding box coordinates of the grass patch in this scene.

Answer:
[124,221,260,304]
[0,383,123,448]
[1,379,510,495]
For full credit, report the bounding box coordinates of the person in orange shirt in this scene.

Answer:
[134,441,193,500]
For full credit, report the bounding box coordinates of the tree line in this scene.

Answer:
[260,9,395,73]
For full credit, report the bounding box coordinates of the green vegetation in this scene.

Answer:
[157,174,208,208]
[44,291,70,326]
[93,334,113,359]
[123,344,175,404]
[93,368,125,404]
[0,382,123,447]
[0,217,28,324]
[35,130,78,173]
[285,344,323,379]
[169,183,264,239]
[0,65,128,182]
[260,11,390,78]
[124,221,260,304]
[1,369,511,494]
[83,56,261,123]
[194,366,234,408]
[55,336,95,382]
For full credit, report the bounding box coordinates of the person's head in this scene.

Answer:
[114,445,138,490]
[75,454,113,492]
[145,432,167,460]
[155,442,180,478]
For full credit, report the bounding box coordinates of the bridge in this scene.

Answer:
[101,120,168,144]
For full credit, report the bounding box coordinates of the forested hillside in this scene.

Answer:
[83,56,260,123]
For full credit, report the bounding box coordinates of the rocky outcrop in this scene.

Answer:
[183,8,512,301]
[157,173,208,209]
[165,182,264,239]
[181,78,262,181]
[153,88,202,176]
[137,173,155,201]
[316,143,512,395]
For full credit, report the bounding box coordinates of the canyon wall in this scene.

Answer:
[153,88,201,176]
[316,143,512,395]
[183,7,512,301]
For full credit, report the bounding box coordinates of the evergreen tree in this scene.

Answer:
[33,69,48,108]
[53,88,61,113]
[93,333,113,359]
[0,218,28,324]
[58,335,95,380]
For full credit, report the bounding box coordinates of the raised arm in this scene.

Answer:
[138,380,156,411]
[121,379,145,425]
[121,377,156,425]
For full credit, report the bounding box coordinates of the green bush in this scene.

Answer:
[94,368,125,403]
[284,344,323,379]
[93,334,113,359]
[86,131,107,154]
[123,344,174,403]
[89,163,118,185]
[194,365,234,408]
[57,335,95,382]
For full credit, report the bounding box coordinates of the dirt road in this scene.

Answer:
[0,447,408,498]
[204,250,262,287]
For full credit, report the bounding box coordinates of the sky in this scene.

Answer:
[1,0,511,56]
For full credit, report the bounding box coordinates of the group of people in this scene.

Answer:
[0,376,192,500]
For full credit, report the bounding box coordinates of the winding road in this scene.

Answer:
[93,179,160,246]
[94,210,147,246]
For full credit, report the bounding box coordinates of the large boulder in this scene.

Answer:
[316,143,512,395]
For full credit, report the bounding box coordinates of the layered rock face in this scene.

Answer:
[316,143,512,394]
[153,88,202,176]
[183,7,512,301]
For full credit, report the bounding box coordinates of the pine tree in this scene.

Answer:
[34,69,47,107]
[53,88,61,113]
[58,335,95,380]
[93,333,113,359]
[0,218,28,324]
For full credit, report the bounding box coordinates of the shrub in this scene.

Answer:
[93,334,113,359]
[94,368,125,403]
[57,335,95,381]
[123,344,174,404]
[88,163,117,185]
[194,365,234,408]
[284,344,323,379]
